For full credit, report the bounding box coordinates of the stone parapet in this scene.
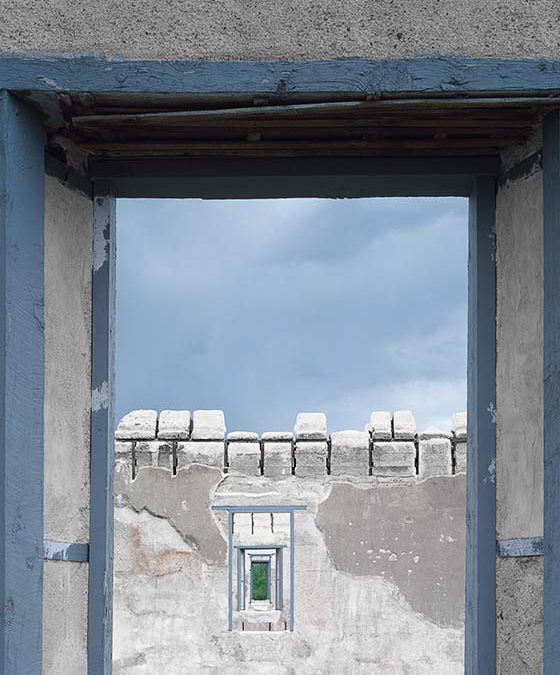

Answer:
[115,408,467,481]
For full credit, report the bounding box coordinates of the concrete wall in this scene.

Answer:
[114,409,466,674]
[496,137,544,674]
[43,175,93,674]
[0,1,558,60]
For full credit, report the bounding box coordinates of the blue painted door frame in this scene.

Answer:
[89,183,116,675]
[90,162,499,673]
[466,177,497,674]
[543,109,560,675]
[10,53,558,673]
[0,140,500,674]
[0,91,45,675]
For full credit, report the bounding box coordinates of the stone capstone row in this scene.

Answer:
[115,409,467,480]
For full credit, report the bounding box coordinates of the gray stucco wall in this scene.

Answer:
[496,140,544,674]
[113,410,466,673]
[43,560,89,675]
[43,175,93,674]
[0,0,558,60]
[496,162,543,541]
[496,556,544,675]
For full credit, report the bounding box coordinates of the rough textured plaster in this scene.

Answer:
[115,464,226,564]
[316,477,466,627]
[44,175,92,542]
[114,468,464,673]
[496,168,544,539]
[1,1,560,60]
[496,556,543,675]
[43,560,88,675]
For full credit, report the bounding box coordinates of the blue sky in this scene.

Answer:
[116,197,468,434]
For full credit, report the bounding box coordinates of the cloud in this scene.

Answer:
[116,197,468,433]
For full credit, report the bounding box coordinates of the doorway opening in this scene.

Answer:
[113,195,468,672]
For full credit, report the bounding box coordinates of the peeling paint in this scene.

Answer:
[93,217,109,273]
[44,540,72,561]
[91,381,109,412]
[488,457,496,484]
[37,76,60,89]
[43,539,88,562]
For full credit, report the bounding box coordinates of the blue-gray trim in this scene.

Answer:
[234,544,287,549]
[465,176,497,674]
[227,511,233,631]
[496,538,544,558]
[544,108,560,675]
[43,540,89,563]
[0,91,45,675]
[88,184,116,675]
[289,510,295,632]
[4,55,560,96]
[90,156,498,199]
[277,547,284,612]
[236,548,243,611]
[238,548,285,611]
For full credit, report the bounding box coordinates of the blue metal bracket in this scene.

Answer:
[43,540,89,563]
[496,538,544,558]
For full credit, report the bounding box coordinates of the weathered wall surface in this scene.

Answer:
[496,557,544,675]
[43,560,89,675]
[496,158,543,541]
[0,0,559,60]
[496,137,544,673]
[114,409,466,674]
[43,175,92,674]
[44,174,92,544]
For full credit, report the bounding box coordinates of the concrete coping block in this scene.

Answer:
[227,431,259,441]
[115,409,158,440]
[262,431,293,441]
[331,430,370,447]
[418,425,452,440]
[393,410,416,440]
[294,412,327,440]
[191,410,226,440]
[372,440,416,477]
[452,412,467,439]
[114,441,133,456]
[368,411,392,439]
[157,410,191,440]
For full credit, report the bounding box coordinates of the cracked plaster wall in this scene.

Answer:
[114,459,465,674]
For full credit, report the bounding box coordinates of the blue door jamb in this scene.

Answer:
[88,181,117,675]
[543,108,560,675]
[465,176,497,674]
[0,91,45,675]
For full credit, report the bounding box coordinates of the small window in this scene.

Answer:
[251,561,270,602]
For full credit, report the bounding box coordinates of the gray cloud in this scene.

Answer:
[116,197,467,433]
